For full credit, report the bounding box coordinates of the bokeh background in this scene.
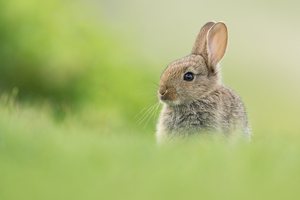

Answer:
[0,0,300,199]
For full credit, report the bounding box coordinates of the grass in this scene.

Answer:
[0,98,300,200]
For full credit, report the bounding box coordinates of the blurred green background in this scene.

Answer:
[0,0,300,199]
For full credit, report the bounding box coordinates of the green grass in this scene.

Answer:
[0,99,300,200]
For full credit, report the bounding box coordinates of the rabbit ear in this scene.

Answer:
[191,21,216,55]
[206,22,228,68]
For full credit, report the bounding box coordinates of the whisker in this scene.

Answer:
[143,102,160,128]
[134,104,153,120]
[136,104,155,123]
[137,103,157,126]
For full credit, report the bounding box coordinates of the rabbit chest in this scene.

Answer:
[160,100,221,135]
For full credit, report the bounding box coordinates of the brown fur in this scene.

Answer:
[156,22,250,143]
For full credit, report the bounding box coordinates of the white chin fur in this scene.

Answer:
[160,99,181,106]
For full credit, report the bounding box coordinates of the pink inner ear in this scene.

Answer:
[191,22,216,56]
[207,23,228,67]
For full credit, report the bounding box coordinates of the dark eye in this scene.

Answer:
[183,72,194,81]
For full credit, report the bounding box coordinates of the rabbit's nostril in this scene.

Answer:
[159,88,167,96]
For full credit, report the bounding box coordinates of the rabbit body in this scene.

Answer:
[156,22,250,142]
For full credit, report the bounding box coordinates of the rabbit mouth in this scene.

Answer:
[159,94,181,105]
[160,99,181,106]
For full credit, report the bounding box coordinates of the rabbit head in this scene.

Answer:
[158,22,228,106]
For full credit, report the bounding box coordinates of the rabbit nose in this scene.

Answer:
[159,87,167,96]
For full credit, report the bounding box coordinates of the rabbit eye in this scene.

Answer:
[183,72,194,81]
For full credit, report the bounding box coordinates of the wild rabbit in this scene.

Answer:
[156,21,250,143]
